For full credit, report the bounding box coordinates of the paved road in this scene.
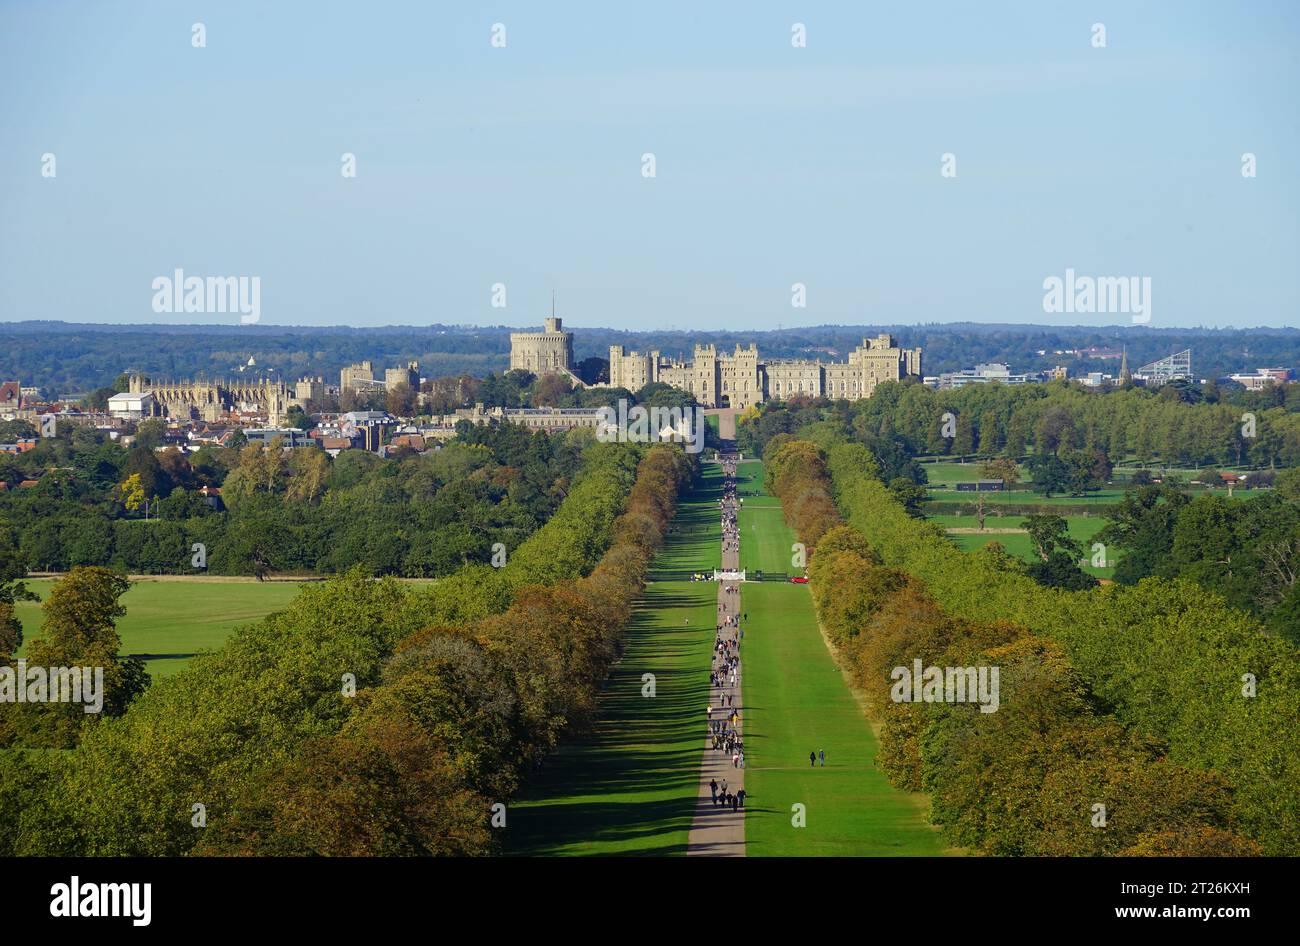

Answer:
[686,452,746,856]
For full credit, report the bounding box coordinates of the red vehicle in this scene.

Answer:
[790,576,809,584]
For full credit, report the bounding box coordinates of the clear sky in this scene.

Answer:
[2,0,1297,331]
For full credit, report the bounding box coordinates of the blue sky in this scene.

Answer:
[2,0,1297,330]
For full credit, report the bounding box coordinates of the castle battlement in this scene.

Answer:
[538,324,923,409]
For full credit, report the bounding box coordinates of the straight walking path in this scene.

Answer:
[686,451,746,855]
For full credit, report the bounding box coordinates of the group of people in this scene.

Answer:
[708,454,749,796]
[709,777,745,810]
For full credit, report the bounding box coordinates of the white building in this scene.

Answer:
[107,391,156,420]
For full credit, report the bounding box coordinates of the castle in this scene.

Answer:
[509,317,921,408]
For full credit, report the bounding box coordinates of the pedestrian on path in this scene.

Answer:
[737,788,746,808]
[710,778,718,805]
[819,749,825,767]
[810,750,816,767]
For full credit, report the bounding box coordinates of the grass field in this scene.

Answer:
[739,460,953,855]
[735,460,794,575]
[927,514,1117,578]
[14,579,303,678]
[502,465,721,855]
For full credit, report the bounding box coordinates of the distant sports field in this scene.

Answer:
[13,578,304,678]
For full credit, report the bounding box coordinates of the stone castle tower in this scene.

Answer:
[509,316,574,374]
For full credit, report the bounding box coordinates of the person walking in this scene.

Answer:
[810,750,816,767]
[710,777,718,805]
[819,748,825,767]
[737,788,747,808]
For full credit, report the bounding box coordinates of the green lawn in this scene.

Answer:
[502,466,722,855]
[14,579,303,678]
[928,514,1117,578]
[740,464,954,856]
[742,584,952,855]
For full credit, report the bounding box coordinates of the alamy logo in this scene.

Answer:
[151,269,261,324]
[890,660,1000,713]
[0,661,104,713]
[597,399,705,454]
[1042,268,1151,324]
[50,877,151,926]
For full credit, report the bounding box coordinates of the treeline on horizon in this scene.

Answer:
[0,442,695,854]
[4,321,1299,399]
[766,435,1297,856]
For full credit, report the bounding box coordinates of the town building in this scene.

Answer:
[927,363,1044,390]
[1227,367,1294,391]
[107,391,157,420]
[1132,350,1192,384]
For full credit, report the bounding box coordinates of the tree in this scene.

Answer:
[283,405,314,430]
[952,412,975,457]
[1026,453,1070,498]
[888,477,928,517]
[5,566,149,748]
[1003,410,1032,457]
[1061,448,1110,496]
[975,409,1001,457]
[1024,514,1080,563]
[636,382,696,411]
[530,373,572,407]
[1035,405,1076,455]
[117,472,147,514]
[1275,467,1300,503]
[286,448,330,505]
[1097,485,1188,585]
[133,419,167,451]
[978,457,1020,486]
[385,382,418,418]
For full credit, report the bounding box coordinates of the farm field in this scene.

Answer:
[13,578,303,678]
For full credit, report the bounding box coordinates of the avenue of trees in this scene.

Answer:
[768,436,1279,855]
[808,436,1300,855]
[0,443,695,855]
